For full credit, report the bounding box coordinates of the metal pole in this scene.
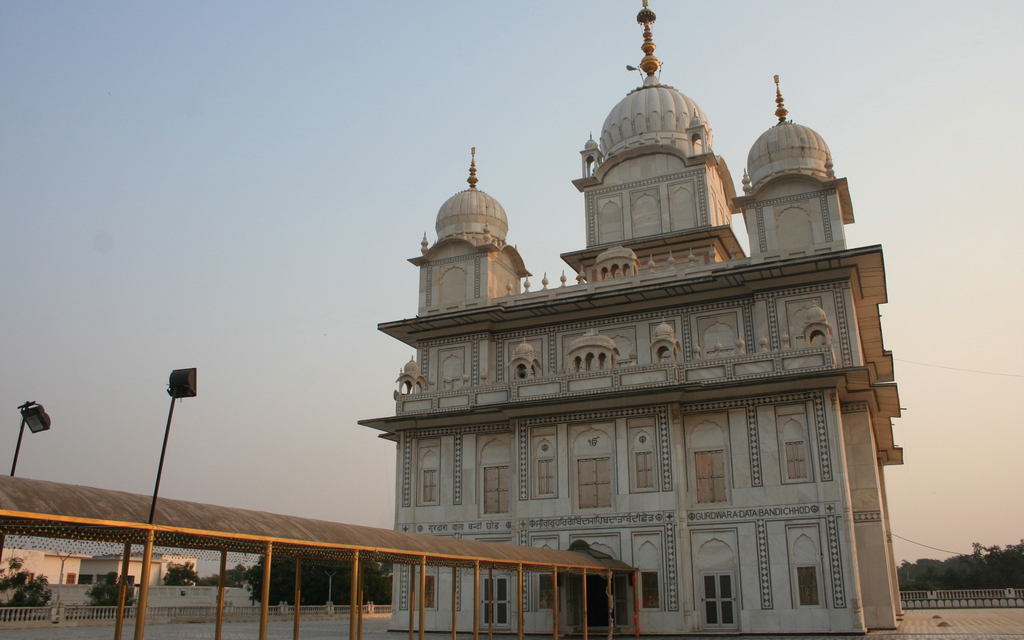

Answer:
[132,530,155,640]
[350,552,360,640]
[552,567,559,640]
[632,571,639,639]
[148,396,177,524]
[358,560,364,640]
[419,557,427,640]
[409,563,417,640]
[326,570,336,605]
[487,566,493,640]
[451,566,458,640]
[9,417,26,476]
[294,557,303,640]
[472,561,479,640]
[215,550,227,640]
[606,572,613,640]
[582,568,588,640]
[114,542,131,640]
[259,542,273,640]
[516,564,524,640]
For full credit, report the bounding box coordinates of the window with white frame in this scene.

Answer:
[483,466,509,513]
[778,407,812,483]
[424,574,437,608]
[789,527,824,608]
[628,421,657,493]
[578,457,611,508]
[688,417,729,504]
[635,451,654,489]
[536,457,555,496]
[532,428,557,498]
[695,450,726,503]
[796,566,819,606]
[418,439,440,505]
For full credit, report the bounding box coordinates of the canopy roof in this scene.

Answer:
[0,476,631,572]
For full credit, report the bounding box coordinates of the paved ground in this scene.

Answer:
[0,610,1021,639]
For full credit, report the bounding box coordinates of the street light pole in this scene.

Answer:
[11,401,51,476]
[325,569,337,605]
[2,402,52,565]
[148,369,196,525]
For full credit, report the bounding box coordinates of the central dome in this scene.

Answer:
[600,77,712,159]
[435,188,509,242]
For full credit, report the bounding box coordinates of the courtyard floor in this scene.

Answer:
[0,610,1021,639]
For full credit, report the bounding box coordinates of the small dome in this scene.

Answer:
[595,245,638,263]
[403,358,421,375]
[435,188,509,241]
[513,339,536,359]
[804,306,827,323]
[652,321,676,339]
[568,330,618,354]
[600,79,712,159]
[746,122,831,192]
[584,137,599,150]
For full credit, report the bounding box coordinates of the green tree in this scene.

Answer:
[899,540,1024,590]
[163,562,200,586]
[245,559,391,605]
[86,572,135,607]
[196,563,249,587]
[0,557,51,607]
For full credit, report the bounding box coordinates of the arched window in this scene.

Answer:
[515,364,528,379]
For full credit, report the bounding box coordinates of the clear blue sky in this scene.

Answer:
[1,0,1021,569]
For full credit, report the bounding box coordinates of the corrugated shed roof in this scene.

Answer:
[0,476,631,571]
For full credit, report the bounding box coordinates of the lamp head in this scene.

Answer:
[168,368,197,398]
[18,402,51,433]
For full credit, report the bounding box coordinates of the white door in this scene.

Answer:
[700,572,737,629]
[482,576,510,628]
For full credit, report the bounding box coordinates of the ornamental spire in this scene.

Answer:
[774,74,789,124]
[637,1,660,77]
[467,147,478,189]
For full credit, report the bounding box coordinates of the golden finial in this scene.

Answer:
[467,147,478,189]
[774,74,789,124]
[636,1,660,77]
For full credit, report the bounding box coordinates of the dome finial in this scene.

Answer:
[774,74,789,124]
[636,1,660,77]
[467,147,479,189]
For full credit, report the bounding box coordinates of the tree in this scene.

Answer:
[899,540,1024,590]
[163,562,200,586]
[196,564,249,587]
[0,557,51,607]
[86,572,135,607]
[245,559,391,605]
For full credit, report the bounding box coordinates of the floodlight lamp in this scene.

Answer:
[18,403,50,434]
[167,368,197,398]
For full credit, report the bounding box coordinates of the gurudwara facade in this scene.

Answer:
[361,3,902,634]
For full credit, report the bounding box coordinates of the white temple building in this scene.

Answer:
[361,3,902,634]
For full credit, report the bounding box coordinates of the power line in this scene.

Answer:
[889,532,969,557]
[895,359,1023,379]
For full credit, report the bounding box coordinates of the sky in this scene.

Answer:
[1,0,1022,574]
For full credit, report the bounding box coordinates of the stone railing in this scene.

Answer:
[397,345,837,415]
[0,603,392,628]
[0,606,51,623]
[901,589,1024,609]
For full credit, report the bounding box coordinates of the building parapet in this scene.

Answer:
[396,345,836,415]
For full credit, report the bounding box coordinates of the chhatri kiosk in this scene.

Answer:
[361,3,902,634]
